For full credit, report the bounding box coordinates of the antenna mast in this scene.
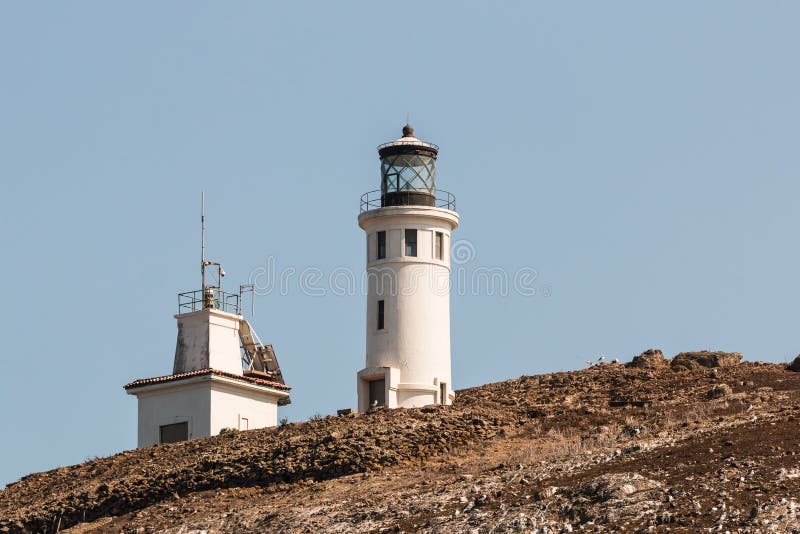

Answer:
[201,191,206,291]
[198,192,225,310]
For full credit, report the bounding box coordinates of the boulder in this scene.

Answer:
[567,473,664,525]
[575,473,662,503]
[627,349,667,369]
[788,355,800,372]
[706,383,733,399]
[671,351,742,370]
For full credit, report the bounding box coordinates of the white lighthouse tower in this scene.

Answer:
[356,125,459,412]
[124,200,290,447]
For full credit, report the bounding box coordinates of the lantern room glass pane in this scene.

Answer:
[381,154,436,194]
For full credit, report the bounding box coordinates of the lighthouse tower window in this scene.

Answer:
[435,232,444,260]
[377,231,386,260]
[405,229,417,257]
[377,299,385,330]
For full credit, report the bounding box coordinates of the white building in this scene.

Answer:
[356,125,460,412]
[125,255,290,447]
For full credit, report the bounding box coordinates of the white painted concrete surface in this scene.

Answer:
[130,374,287,448]
[134,378,211,448]
[209,378,280,433]
[173,308,244,376]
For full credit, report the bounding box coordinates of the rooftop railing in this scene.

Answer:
[360,189,456,212]
[178,288,240,315]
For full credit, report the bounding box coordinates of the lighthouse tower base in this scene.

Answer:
[357,366,453,412]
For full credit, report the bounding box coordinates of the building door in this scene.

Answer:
[440,382,447,405]
[160,421,188,444]
[369,378,385,407]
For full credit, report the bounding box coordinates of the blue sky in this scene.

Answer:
[1,2,799,487]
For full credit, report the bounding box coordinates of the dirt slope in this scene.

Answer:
[3,353,800,533]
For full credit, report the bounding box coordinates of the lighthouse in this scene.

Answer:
[356,125,459,412]
[124,201,290,447]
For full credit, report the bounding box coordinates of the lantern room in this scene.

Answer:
[378,124,439,207]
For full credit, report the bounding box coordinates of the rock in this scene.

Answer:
[707,383,733,399]
[537,486,560,499]
[627,349,667,369]
[787,355,800,372]
[671,351,742,370]
[575,473,661,502]
[566,473,664,525]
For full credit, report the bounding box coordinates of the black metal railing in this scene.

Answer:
[178,289,240,315]
[360,189,456,212]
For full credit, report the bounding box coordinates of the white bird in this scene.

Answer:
[597,356,606,363]
[612,358,620,364]
[585,360,594,367]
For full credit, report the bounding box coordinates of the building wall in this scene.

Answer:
[358,206,459,411]
[366,262,452,385]
[173,309,243,375]
[209,381,279,433]
[398,389,437,408]
[135,381,211,448]
[133,377,285,448]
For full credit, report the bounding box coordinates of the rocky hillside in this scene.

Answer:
[3,351,800,533]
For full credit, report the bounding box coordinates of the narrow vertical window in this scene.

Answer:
[405,229,417,257]
[435,232,444,260]
[377,299,385,330]
[377,231,386,260]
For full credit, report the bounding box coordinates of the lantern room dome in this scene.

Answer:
[377,124,439,157]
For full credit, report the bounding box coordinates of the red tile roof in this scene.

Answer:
[124,368,291,391]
